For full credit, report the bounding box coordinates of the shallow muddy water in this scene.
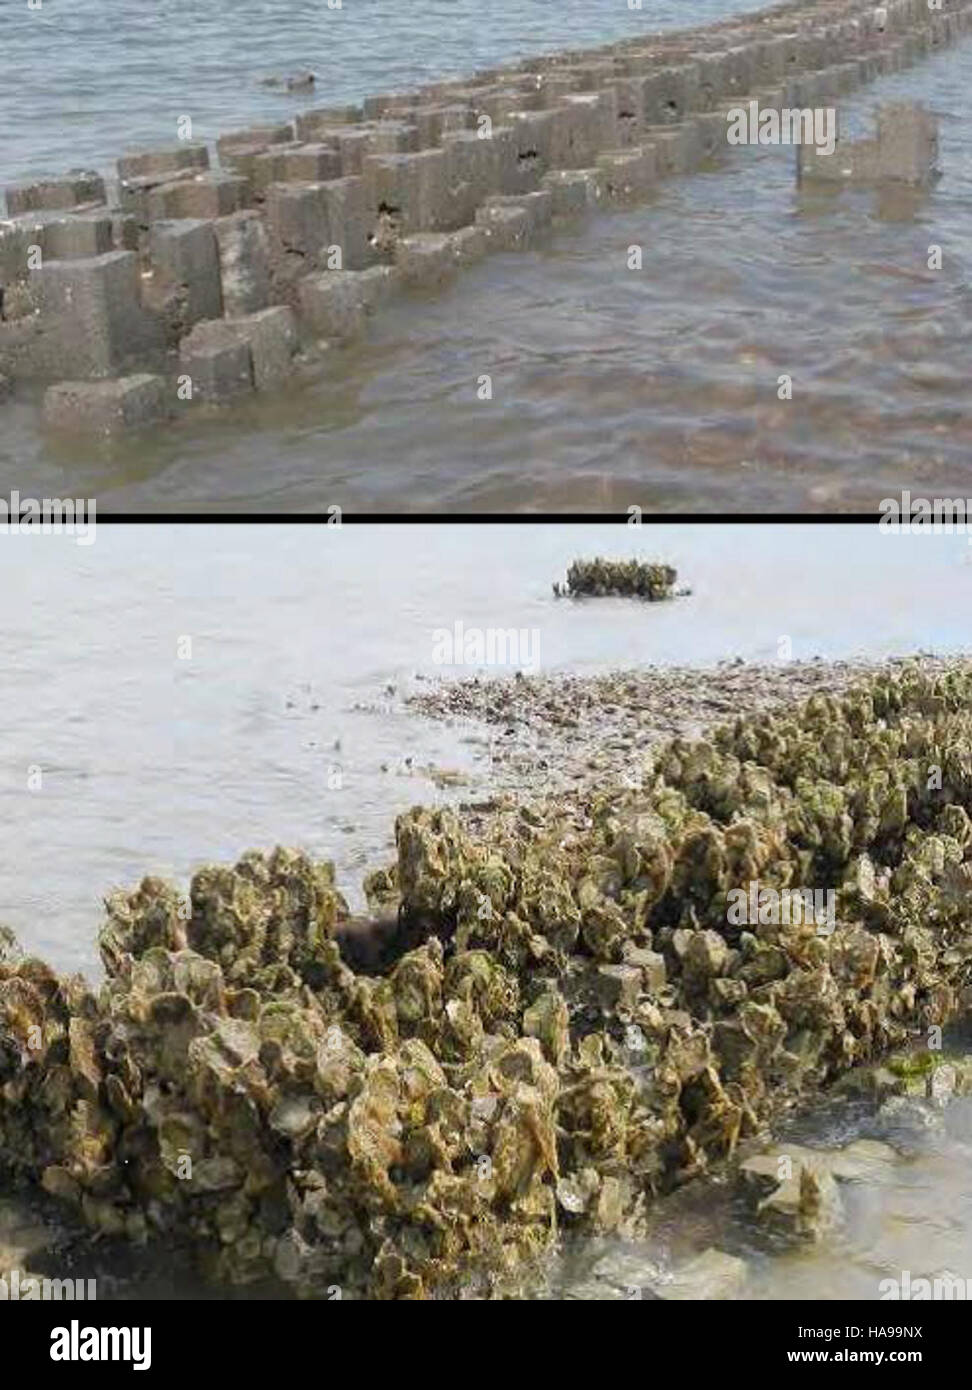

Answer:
[4,36,971,510]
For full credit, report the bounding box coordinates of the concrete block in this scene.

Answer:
[692,112,732,160]
[550,91,617,169]
[222,305,297,388]
[119,169,196,225]
[213,210,271,315]
[413,104,475,147]
[148,218,223,327]
[607,79,646,147]
[6,172,106,217]
[217,124,294,159]
[277,145,344,182]
[393,232,458,288]
[447,223,490,264]
[117,145,209,181]
[481,189,553,238]
[643,121,704,175]
[796,103,938,187]
[364,149,449,233]
[474,202,531,251]
[178,320,253,401]
[595,145,658,201]
[507,110,558,186]
[639,63,702,124]
[2,212,114,277]
[147,172,251,221]
[318,177,374,269]
[293,105,363,138]
[34,251,164,377]
[298,265,395,339]
[541,168,600,216]
[42,373,171,434]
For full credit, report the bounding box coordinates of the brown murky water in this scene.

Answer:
[3,39,971,512]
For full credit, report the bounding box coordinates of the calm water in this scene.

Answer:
[3,34,971,511]
[1,0,763,187]
[1,519,971,1299]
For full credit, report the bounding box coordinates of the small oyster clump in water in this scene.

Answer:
[3,664,972,1298]
[553,558,678,600]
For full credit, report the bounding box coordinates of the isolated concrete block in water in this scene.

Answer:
[116,145,210,181]
[146,172,251,221]
[222,305,297,388]
[5,172,106,216]
[148,219,223,327]
[213,210,270,315]
[179,320,254,401]
[298,265,395,339]
[34,250,164,377]
[643,122,704,176]
[393,233,458,288]
[42,373,171,434]
[797,103,938,187]
[595,145,657,201]
[541,169,600,216]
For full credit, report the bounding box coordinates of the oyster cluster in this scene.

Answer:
[2,664,972,1298]
[553,558,678,600]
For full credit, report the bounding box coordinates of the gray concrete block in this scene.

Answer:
[481,189,553,237]
[595,145,658,201]
[222,305,297,388]
[298,265,395,339]
[550,91,617,169]
[213,210,271,315]
[178,321,254,401]
[34,250,164,378]
[540,168,600,216]
[117,145,210,181]
[147,172,251,221]
[6,172,106,217]
[42,373,171,434]
[293,105,363,139]
[2,212,114,279]
[217,124,294,159]
[148,218,223,327]
[119,169,197,225]
[473,202,530,251]
[447,223,490,264]
[393,232,458,288]
[363,149,450,232]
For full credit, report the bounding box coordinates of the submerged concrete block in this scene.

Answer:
[34,250,164,377]
[222,305,297,388]
[474,201,531,251]
[447,223,490,264]
[179,320,253,401]
[797,102,938,187]
[42,373,171,434]
[117,145,210,181]
[6,172,106,217]
[393,233,458,288]
[541,168,600,216]
[644,121,704,176]
[595,145,658,201]
[213,210,271,315]
[481,189,553,237]
[148,218,223,327]
[298,265,395,339]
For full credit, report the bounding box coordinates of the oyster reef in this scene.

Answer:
[2,662,971,1299]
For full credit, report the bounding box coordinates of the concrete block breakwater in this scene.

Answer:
[0,0,968,435]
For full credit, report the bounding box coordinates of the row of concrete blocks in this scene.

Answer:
[5,0,969,420]
[6,0,964,317]
[1,0,953,223]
